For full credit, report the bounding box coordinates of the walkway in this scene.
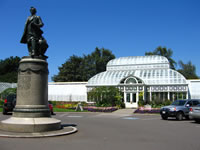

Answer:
[112,108,136,115]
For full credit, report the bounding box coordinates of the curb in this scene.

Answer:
[0,126,78,138]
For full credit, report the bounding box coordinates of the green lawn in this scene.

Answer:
[0,107,88,113]
[53,108,88,112]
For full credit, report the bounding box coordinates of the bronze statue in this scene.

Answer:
[20,7,48,58]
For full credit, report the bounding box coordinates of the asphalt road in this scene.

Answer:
[0,112,200,150]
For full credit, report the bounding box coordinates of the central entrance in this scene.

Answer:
[120,76,145,108]
[125,92,137,108]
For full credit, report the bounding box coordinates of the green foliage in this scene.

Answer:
[138,92,146,107]
[139,92,144,101]
[0,88,17,99]
[138,99,145,107]
[0,56,21,83]
[150,99,172,108]
[53,108,88,112]
[49,101,89,108]
[52,47,115,82]
[145,46,176,69]
[52,55,84,82]
[88,86,123,108]
[150,99,163,108]
[163,100,172,106]
[177,60,199,79]
[0,100,3,106]
[145,46,199,78]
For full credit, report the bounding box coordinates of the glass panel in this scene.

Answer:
[126,78,137,84]
[126,93,130,102]
[88,65,187,86]
[133,93,136,103]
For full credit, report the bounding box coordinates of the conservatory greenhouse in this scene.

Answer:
[2,55,198,109]
[87,55,188,108]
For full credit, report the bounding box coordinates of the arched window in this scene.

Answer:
[125,77,137,84]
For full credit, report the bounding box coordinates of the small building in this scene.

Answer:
[87,56,188,108]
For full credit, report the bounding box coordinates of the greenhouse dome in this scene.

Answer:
[87,56,188,108]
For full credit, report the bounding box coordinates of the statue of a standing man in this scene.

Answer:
[20,7,48,58]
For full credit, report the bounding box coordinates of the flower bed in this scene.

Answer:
[55,105,118,112]
[83,106,118,112]
[134,107,160,114]
[55,105,76,109]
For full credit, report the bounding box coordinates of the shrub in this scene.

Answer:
[163,100,172,106]
[0,99,4,106]
[138,99,145,107]
[120,102,126,109]
[88,86,124,108]
[0,88,17,99]
[149,99,172,108]
[134,108,160,114]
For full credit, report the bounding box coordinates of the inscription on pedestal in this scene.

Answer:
[17,74,31,98]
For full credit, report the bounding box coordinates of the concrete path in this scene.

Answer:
[112,108,136,115]
[91,108,136,118]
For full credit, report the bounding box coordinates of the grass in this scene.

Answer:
[53,108,88,112]
[0,107,88,113]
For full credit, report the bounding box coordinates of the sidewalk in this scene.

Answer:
[112,108,136,115]
[94,108,136,118]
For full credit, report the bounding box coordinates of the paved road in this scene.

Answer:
[0,112,200,150]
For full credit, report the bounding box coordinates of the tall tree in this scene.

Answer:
[52,55,83,82]
[52,47,115,82]
[177,61,199,79]
[0,56,21,83]
[145,46,176,69]
[90,47,115,74]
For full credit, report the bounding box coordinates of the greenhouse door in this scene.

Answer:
[125,92,138,108]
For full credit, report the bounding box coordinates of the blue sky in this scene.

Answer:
[0,0,200,81]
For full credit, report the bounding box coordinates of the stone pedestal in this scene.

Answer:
[1,57,61,133]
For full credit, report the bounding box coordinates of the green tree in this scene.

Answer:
[177,60,199,79]
[91,47,115,74]
[88,86,123,107]
[81,47,115,79]
[52,47,115,82]
[0,88,17,99]
[145,46,176,69]
[0,56,21,83]
[52,55,84,82]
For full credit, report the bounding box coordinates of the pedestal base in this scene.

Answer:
[1,117,61,133]
[0,57,67,135]
[13,105,51,118]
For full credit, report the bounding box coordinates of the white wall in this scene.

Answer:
[48,82,87,102]
[187,80,200,99]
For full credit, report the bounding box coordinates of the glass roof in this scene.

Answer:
[87,56,187,86]
[87,69,187,86]
[107,55,169,67]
